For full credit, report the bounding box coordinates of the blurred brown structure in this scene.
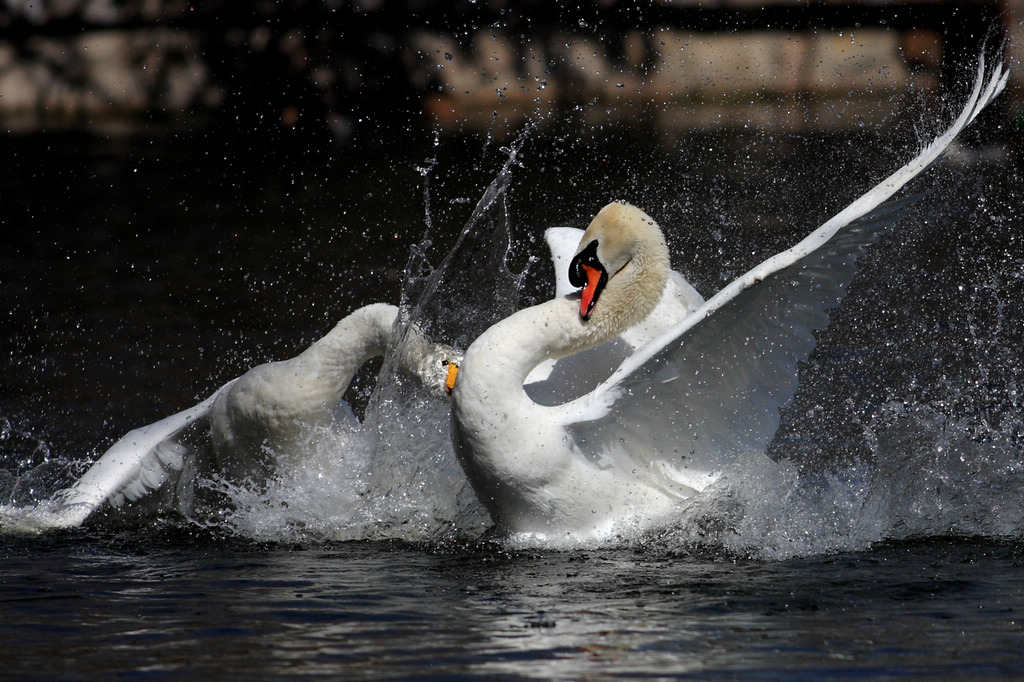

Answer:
[0,0,1017,138]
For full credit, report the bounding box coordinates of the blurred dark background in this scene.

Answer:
[1,0,1019,147]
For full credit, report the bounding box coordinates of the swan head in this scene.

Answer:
[569,201,670,330]
[399,340,464,401]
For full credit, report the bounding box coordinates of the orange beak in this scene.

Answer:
[569,239,607,321]
[444,360,459,395]
[579,263,603,320]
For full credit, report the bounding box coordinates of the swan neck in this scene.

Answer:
[310,303,397,386]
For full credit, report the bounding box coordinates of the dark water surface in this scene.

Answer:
[2,109,1024,678]
[2,533,1023,680]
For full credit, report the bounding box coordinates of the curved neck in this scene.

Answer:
[459,297,594,392]
[457,241,669,405]
[304,302,398,390]
[308,302,459,402]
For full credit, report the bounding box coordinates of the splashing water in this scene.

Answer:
[1,121,1022,558]
[655,399,1024,561]
[197,149,1024,556]
[190,137,535,545]
[672,177,1024,560]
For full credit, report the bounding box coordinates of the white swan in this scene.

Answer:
[450,60,1008,543]
[51,303,458,528]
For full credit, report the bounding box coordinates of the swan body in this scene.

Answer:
[451,60,1008,543]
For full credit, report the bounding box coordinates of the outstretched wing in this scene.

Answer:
[569,200,913,491]
[51,381,234,528]
[565,59,1007,493]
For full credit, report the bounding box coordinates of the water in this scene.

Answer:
[2,103,1023,677]
[2,533,1023,679]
